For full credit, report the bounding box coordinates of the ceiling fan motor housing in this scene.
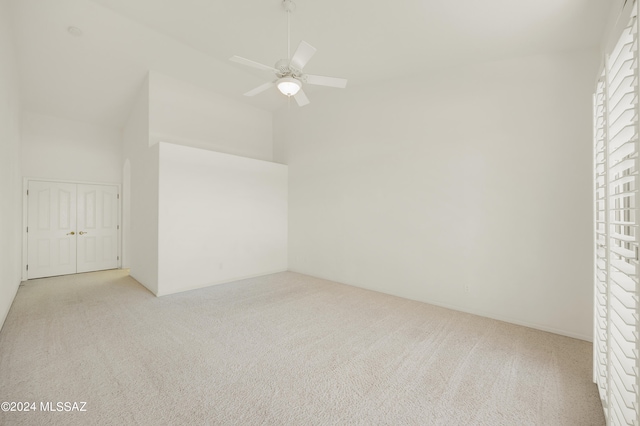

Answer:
[275,59,302,79]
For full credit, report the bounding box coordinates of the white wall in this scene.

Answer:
[274,49,599,340]
[149,72,273,162]
[122,80,159,294]
[122,73,279,294]
[601,0,627,54]
[0,0,22,330]
[157,142,287,296]
[21,111,122,184]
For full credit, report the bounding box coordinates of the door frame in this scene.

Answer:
[22,177,122,281]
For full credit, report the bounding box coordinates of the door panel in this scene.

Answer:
[77,184,118,273]
[27,181,77,279]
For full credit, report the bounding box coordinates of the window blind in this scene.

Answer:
[594,2,640,424]
[594,69,609,413]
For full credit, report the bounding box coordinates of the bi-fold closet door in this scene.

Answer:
[27,180,120,279]
[593,1,640,424]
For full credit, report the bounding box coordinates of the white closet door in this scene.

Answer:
[76,184,119,273]
[27,181,77,279]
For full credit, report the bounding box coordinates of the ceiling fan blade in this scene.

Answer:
[294,89,310,107]
[243,81,276,97]
[290,41,317,70]
[230,56,278,73]
[305,74,348,89]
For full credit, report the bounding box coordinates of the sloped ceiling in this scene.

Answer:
[10,0,612,128]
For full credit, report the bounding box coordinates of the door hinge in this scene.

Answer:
[26,189,29,196]
[117,194,120,199]
[26,265,28,271]
[117,256,120,261]
[26,226,28,233]
[117,225,120,230]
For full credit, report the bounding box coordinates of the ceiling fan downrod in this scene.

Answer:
[283,0,296,60]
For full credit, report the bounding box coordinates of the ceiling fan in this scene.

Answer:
[229,0,347,107]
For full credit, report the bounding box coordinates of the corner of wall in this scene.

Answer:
[122,75,159,295]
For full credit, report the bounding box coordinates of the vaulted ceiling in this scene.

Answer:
[9,0,613,128]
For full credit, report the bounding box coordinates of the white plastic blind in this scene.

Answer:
[594,70,609,413]
[595,3,640,424]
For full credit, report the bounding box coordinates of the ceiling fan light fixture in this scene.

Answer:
[277,77,301,96]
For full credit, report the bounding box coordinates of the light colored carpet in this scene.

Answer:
[0,269,604,425]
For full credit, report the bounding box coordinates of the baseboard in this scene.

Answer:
[416,298,592,342]
[0,278,22,334]
[286,268,593,342]
[156,269,289,297]
[128,272,159,297]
